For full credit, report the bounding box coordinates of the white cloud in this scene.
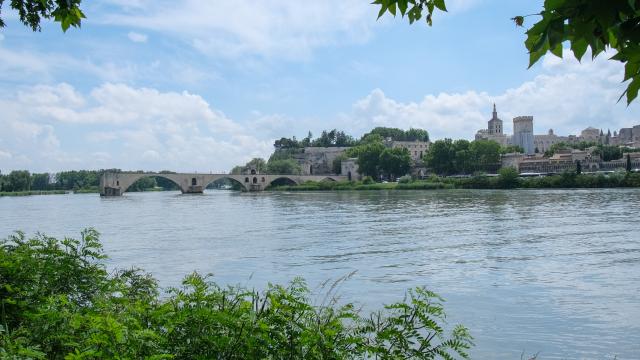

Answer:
[0,46,138,83]
[0,83,274,172]
[127,31,148,43]
[343,51,640,140]
[99,0,376,59]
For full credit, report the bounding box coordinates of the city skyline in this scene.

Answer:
[2,1,640,172]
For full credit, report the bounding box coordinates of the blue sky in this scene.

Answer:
[1,0,639,172]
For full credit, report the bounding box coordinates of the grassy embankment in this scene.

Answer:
[269,171,640,191]
[0,190,67,197]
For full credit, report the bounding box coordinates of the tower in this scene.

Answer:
[512,116,534,155]
[488,103,503,135]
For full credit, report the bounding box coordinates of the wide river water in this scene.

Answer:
[1,189,639,359]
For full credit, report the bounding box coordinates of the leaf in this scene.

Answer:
[550,43,563,58]
[434,0,447,12]
[512,16,525,27]
[388,2,397,16]
[570,38,588,60]
[625,76,640,105]
[397,0,408,15]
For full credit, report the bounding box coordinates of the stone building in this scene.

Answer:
[611,125,640,147]
[475,104,510,146]
[512,116,535,155]
[340,158,361,181]
[292,147,350,175]
[503,149,640,173]
[533,129,568,153]
[387,140,431,162]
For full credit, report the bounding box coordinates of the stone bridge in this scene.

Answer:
[99,172,347,196]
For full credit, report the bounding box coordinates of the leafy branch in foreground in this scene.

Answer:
[377,0,640,105]
[0,0,85,31]
[373,0,447,26]
[0,229,472,359]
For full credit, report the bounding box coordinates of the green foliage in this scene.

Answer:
[0,230,473,359]
[373,0,447,26]
[356,142,386,179]
[230,158,269,174]
[500,145,525,154]
[0,0,85,32]
[0,170,31,192]
[267,158,302,175]
[127,176,158,192]
[398,175,413,183]
[274,129,357,149]
[424,139,501,175]
[379,147,412,180]
[498,167,519,189]
[516,0,640,104]
[362,127,430,142]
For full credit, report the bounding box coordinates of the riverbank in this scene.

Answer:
[269,171,640,191]
[0,190,68,197]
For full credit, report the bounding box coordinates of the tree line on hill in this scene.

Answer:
[273,127,430,149]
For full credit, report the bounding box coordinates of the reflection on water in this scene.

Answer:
[1,189,639,359]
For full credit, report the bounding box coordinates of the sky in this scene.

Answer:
[1,0,639,173]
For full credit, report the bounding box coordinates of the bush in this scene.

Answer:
[398,175,412,184]
[0,230,473,359]
[498,167,519,189]
[361,176,375,185]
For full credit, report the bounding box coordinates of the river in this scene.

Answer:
[1,189,639,359]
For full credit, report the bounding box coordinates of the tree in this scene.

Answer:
[356,141,386,179]
[379,147,412,180]
[246,158,267,173]
[6,170,31,192]
[0,0,85,32]
[30,173,51,191]
[376,0,640,104]
[469,140,501,172]
[627,153,633,172]
[266,159,302,175]
[576,160,582,175]
[501,145,525,154]
[424,139,456,175]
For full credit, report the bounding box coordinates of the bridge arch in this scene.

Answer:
[203,176,248,191]
[120,173,185,194]
[320,177,337,182]
[266,176,300,188]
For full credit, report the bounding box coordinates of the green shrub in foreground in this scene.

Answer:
[0,230,473,359]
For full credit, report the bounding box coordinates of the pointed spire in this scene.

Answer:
[492,103,498,120]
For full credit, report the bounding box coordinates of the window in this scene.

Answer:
[251,169,256,175]
[245,177,249,183]
[261,177,265,182]
[191,178,197,186]
[253,177,258,184]
[116,180,119,186]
